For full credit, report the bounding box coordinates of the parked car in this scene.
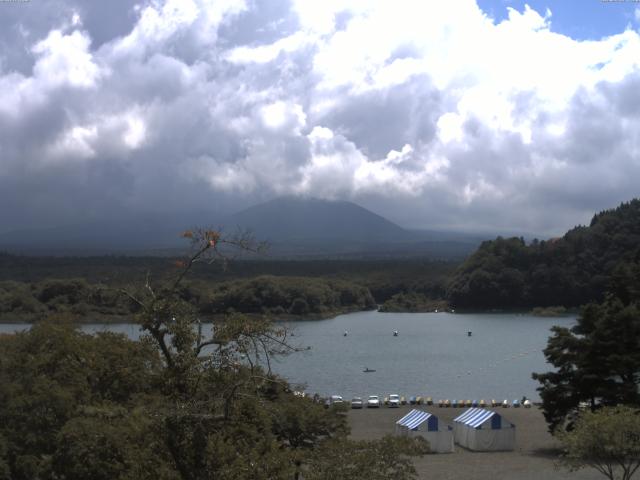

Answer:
[324,395,344,408]
[367,395,380,408]
[351,397,363,409]
[388,394,400,407]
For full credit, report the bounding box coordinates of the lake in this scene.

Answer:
[0,311,574,401]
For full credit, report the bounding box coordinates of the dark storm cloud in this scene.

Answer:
[318,77,441,159]
[0,0,639,236]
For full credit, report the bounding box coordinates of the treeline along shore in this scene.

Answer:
[2,199,639,323]
[0,258,454,323]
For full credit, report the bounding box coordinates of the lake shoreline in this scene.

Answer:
[0,306,377,325]
[0,304,578,325]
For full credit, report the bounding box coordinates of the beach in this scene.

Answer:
[348,405,603,480]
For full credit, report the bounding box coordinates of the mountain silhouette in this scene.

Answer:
[223,196,410,243]
[0,197,482,258]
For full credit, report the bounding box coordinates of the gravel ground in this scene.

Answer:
[347,405,603,480]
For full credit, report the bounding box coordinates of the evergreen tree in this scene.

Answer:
[533,282,640,432]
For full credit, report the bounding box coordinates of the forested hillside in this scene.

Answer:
[447,199,640,309]
[0,275,376,322]
[0,256,455,321]
[206,276,376,316]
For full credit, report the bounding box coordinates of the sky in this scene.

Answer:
[1,0,640,237]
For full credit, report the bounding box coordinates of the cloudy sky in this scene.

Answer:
[1,0,640,237]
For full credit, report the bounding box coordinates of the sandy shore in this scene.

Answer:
[347,405,602,480]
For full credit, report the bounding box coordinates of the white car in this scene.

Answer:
[330,395,344,405]
[367,395,380,408]
[388,394,400,407]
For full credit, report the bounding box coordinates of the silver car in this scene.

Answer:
[388,394,400,407]
[367,395,380,408]
[351,397,363,409]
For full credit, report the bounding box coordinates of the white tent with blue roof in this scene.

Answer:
[395,409,454,453]
[453,408,515,451]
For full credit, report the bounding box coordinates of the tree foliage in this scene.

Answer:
[532,265,640,432]
[207,275,376,316]
[448,199,640,309]
[378,291,447,312]
[0,252,458,321]
[0,317,164,479]
[557,406,640,480]
[0,229,428,479]
[0,278,134,321]
[0,274,376,322]
[305,435,429,480]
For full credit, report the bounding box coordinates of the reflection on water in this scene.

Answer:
[0,311,574,401]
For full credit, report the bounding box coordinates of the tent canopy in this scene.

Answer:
[453,408,515,451]
[395,409,454,453]
[396,409,438,432]
[454,408,503,429]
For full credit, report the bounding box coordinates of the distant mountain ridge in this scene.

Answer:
[0,196,483,259]
[223,196,410,242]
[221,196,484,258]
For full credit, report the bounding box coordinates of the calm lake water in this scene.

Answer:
[0,311,574,401]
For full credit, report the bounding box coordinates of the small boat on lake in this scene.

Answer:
[363,367,376,373]
[393,330,399,336]
[344,331,348,336]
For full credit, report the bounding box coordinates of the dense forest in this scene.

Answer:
[0,276,375,323]
[206,276,375,316]
[0,256,454,322]
[447,199,640,309]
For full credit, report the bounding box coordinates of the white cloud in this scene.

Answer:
[32,29,101,88]
[226,32,311,64]
[110,0,246,59]
[123,114,147,149]
[1,0,640,235]
[260,101,306,134]
[48,125,98,162]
